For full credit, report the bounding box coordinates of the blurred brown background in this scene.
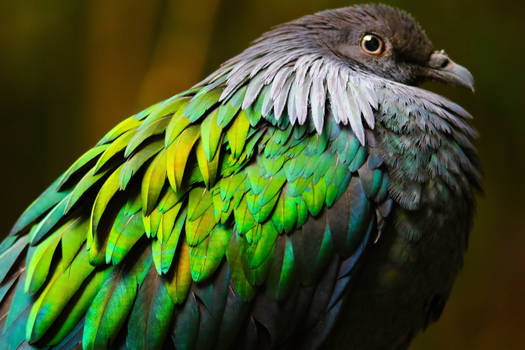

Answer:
[0,0,523,349]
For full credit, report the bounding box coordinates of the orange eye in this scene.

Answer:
[360,34,384,55]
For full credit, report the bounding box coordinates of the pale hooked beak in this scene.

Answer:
[426,50,475,92]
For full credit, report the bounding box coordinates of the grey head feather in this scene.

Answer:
[273,72,294,121]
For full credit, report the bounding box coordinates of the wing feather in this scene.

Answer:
[0,79,410,349]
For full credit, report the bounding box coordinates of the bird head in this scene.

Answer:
[316,5,474,91]
[205,4,476,138]
[247,4,474,92]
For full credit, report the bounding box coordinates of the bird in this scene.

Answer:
[0,4,481,350]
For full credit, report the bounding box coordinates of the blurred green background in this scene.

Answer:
[1,0,523,349]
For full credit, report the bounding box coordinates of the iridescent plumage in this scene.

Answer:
[0,4,480,350]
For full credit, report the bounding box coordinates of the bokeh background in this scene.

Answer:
[1,0,523,349]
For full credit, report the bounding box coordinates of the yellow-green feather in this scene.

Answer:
[166,125,200,191]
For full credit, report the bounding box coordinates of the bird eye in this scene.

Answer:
[360,34,384,55]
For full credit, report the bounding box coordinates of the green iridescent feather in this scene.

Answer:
[0,83,381,350]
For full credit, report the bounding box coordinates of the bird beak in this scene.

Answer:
[426,50,475,92]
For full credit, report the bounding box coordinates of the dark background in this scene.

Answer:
[1,1,523,349]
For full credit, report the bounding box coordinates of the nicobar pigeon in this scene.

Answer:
[0,4,481,350]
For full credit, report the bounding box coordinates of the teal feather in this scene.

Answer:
[126,267,175,350]
[229,86,247,108]
[267,236,295,300]
[226,231,255,301]
[193,270,230,350]
[257,171,287,206]
[0,236,17,257]
[186,189,215,244]
[93,131,134,174]
[119,140,164,190]
[334,132,360,164]
[233,197,256,235]
[375,172,389,202]
[261,153,287,175]
[244,105,262,127]
[26,247,94,343]
[312,226,335,279]
[263,132,284,159]
[64,168,109,214]
[247,191,280,223]
[296,197,309,228]
[83,245,152,350]
[0,237,26,284]
[272,127,293,145]
[52,320,84,350]
[302,178,327,216]
[157,202,182,243]
[243,222,278,285]
[164,100,191,147]
[25,218,85,295]
[184,89,222,122]
[124,115,170,158]
[0,276,18,306]
[326,166,352,207]
[288,176,310,197]
[1,274,31,350]
[145,209,160,239]
[218,173,246,203]
[131,102,161,121]
[141,150,167,215]
[343,178,373,255]
[187,187,213,222]
[348,146,367,172]
[284,154,307,182]
[139,97,185,127]
[171,293,200,350]
[58,144,108,189]
[158,187,186,213]
[217,101,240,129]
[189,225,230,282]
[214,280,251,349]
[48,268,111,346]
[10,177,68,236]
[246,165,265,195]
[4,272,32,333]
[324,165,338,188]
[88,164,124,254]
[226,110,250,159]
[313,153,335,184]
[163,239,191,305]
[145,189,185,239]
[333,133,348,155]
[271,187,297,233]
[105,194,144,265]
[152,207,186,274]
[200,109,223,161]
[28,197,69,245]
[305,128,329,154]
[98,116,143,145]
[293,123,308,139]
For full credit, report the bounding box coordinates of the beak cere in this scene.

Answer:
[427,50,475,92]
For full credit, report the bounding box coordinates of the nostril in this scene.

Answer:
[440,59,449,69]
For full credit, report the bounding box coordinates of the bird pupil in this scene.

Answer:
[365,37,379,52]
